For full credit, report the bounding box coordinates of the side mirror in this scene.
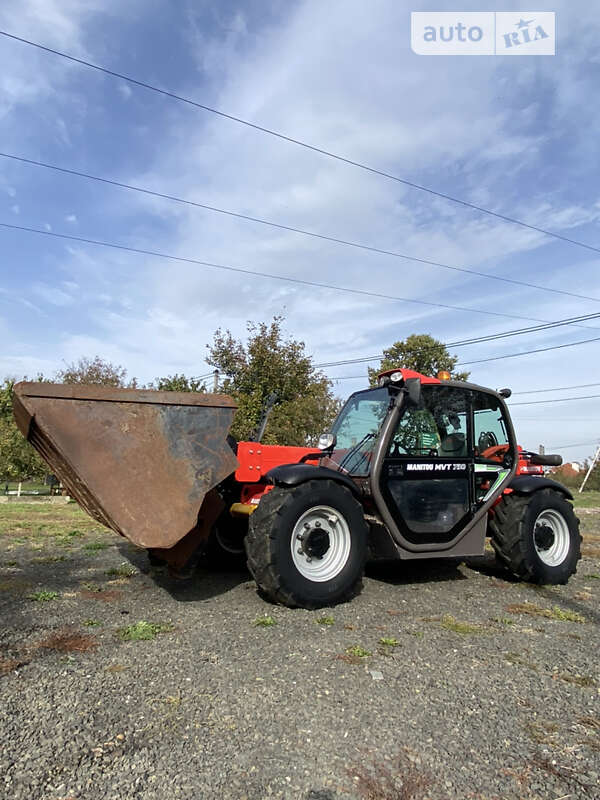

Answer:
[318,432,337,451]
[404,378,421,407]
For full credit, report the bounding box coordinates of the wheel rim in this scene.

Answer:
[533,509,570,567]
[291,505,351,582]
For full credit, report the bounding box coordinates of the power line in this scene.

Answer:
[509,417,600,422]
[0,221,576,324]
[548,442,596,450]
[512,381,600,395]
[329,338,600,379]
[3,152,599,306]
[316,313,600,368]
[2,30,600,257]
[549,441,599,450]
[510,393,600,406]
[457,336,600,366]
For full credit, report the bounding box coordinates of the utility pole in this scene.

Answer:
[579,444,600,493]
[212,369,219,393]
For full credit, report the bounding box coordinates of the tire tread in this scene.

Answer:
[245,480,366,609]
[489,488,581,584]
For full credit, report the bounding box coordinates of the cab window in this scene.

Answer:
[390,386,469,458]
[473,393,511,464]
[333,387,388,449]
[330,387,389,476]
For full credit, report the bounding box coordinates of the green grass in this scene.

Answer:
[315,616,335,626]
[28,590,58,602]
[105,563,136,578]
[31,554,68,564]
[572,490,600,509]
[63,529,85,539]
[252,615,277,627]
[548,606,586,623]
[505,652,539,671]
[83,619,102,627]
[506,602,585,623]
[117,621,173,641]
[83,541,110,552]
[0,505,106,545]
[2,481,50,495]
[441,615,483,635]
[379,637,399,647]
[346,645,372,658]
[80,582,102,592]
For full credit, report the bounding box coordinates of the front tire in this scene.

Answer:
[245,480,368,609]
[489,489,581,584]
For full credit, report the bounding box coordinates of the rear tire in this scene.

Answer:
[204,518,247,569]
[245,480,368,609]
[489,489,581,584]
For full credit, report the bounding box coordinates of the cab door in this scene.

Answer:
[472,391,515,504]
[378,385,474,546]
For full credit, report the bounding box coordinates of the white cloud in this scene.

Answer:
[1,0,599,463]
[0,0,146,137]
[0,353,59,380]
[117,84,132,100]
[32,283,74,306]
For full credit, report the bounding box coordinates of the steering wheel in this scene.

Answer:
[478,431,498,452]
[480,443,510,462]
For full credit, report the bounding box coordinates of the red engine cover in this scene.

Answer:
[235,441,318,483]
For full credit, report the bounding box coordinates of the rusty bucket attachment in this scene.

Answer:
[13,383,239,566]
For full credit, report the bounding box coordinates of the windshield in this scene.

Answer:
[329,387,389,476]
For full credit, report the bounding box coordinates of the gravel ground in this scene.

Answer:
[1,503,599,800]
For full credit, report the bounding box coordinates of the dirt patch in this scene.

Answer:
[0,657,30,676]
[346,750,432,800]
[35,629,98,653]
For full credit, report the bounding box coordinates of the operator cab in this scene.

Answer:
[327,369,517,548]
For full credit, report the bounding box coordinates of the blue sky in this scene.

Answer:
[1,0,599,464]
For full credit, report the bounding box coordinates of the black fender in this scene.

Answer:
[265,463,361,498]
[508,475,573,500]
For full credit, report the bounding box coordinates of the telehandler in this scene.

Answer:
[13,368,579,608]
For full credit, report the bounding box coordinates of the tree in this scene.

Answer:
[552,457,600,493]
[207,316,340,445]
[152,374,207,393]
[584,460,600,492]
[0,379,47,481]
[0,356,139,483]
[368,333,470,385]
[55,356,135,387]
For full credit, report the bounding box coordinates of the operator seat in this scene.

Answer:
[439,433,467,457]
